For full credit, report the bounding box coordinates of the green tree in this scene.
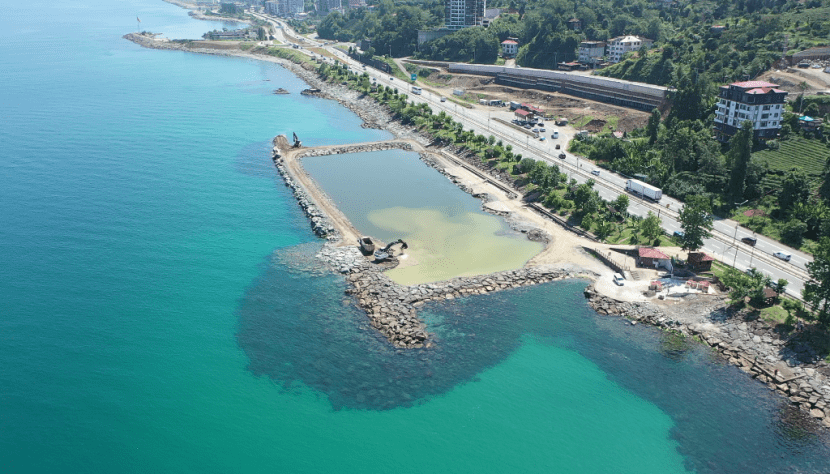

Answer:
[613,194,629,216]
[678,195,714,253]
[779,167,810,212]
[803,237,830,326]
[781,219,808,247]
[727,121,754,199]
[595,219,614,240]
[646,108,661,145]
[719,267,770,306]
[640,211,663,243]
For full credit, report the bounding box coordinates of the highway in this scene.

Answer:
[262,15,814,298]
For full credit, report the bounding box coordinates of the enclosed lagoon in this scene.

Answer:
[302,149,543,284]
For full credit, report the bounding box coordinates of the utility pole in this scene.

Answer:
[732,225,739,267]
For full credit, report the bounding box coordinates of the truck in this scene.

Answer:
[509,101,521,110]
[626,179,662,201]
[411,86,422,95]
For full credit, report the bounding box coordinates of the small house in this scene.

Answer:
[688,252,714,271]
[501,39,518,57]
[638,247,672,270]
[567,18,582,31]
[762,287,779,305]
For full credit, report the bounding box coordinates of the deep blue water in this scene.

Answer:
[1,0,829,472]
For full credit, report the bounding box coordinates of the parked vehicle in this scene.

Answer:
[673,230,685,239]
[613,273,625,286]
[540,136,546,141]
[555,144,560,149]
[625,179,663,201]
[773,251,792,261]
[509,101,521,110]
[741,236,757,246]
[552,130,559,139]
[540,127,546,132]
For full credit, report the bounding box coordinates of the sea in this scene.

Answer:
[1,0,829,472]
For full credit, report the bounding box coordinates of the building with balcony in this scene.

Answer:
[578,41,605,65]
[713,81,788,142]
[445,0,486,31]
[501,39,518,57]
[606,35,652,63]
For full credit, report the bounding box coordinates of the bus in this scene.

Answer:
[411,86,422,95]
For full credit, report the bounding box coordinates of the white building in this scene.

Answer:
[713,81,788,142]
[606,35,652,63]
[578,41,605,64]
[283,0,304,15]
[501,39,518,57]
[264,1,279,15]
[316,0,341,13]
[445,0,486,31]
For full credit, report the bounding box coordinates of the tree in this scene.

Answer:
[803,237,830,326]
[776,278,789,296]
[719,267,770,306]
[779,167,810,212]
[781,219,808,247]
[640,211,663,243]
[613,194,629,216]
[678,195,714,253]
[727,121,754,199]
[646,108,661,144]
[595,219,614,240]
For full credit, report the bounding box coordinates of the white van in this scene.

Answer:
[613,273,625,286]
[552,130,559,139]
[411,86,422,95]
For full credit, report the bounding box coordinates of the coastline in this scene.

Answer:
[123,31,830,428]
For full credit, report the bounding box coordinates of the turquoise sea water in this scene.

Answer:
[2,0,829,472]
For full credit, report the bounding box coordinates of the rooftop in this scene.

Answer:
[638,247,670,259]
[730,80,780,89]
[501,40,517,45]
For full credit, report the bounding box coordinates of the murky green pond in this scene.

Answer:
[302,150,542,284]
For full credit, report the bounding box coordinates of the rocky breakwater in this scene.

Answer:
[293,141,414,159]
[343,262,593,349]
[271,137,338,240]
[583,285,830,428]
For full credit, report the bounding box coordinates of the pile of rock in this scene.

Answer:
[345,264,593,348]
[272,143,338,240]
[583,284,830,427]
[295,141,413,159]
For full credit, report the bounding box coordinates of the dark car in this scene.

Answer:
[558,153,566,159]
[741,236,757,246]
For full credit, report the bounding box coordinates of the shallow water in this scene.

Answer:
[3,0,830,472]
[302,150,542,284]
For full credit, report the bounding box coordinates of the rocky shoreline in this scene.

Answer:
[126,30,830,428]
[584,286,830,427]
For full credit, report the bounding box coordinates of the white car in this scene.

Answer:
[440,96,447,102]
[773,251,792,261]
[613,273,625,286]
[591,169,600,176]
[552,130,559,139]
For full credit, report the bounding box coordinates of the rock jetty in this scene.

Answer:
[584,285,830,427]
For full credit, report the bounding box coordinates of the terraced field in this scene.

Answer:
[753,136,829,175]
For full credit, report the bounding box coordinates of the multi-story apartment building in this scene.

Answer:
[606,35,652,63]
[578,41,605,64]
[264,1,279,15]
[713,81,788,142]
[283,0,303,15]
[316,0,341,13]
[445,0,486,31]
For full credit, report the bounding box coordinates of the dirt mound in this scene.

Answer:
[584,119,607,132]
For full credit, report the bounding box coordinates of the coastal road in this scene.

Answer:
[265,23,814,298]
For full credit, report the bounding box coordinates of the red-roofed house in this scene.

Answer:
[501,39,518,57]
[638,247,672,270]
[713,80,788,142]
[514,109,531,121]
[688,252,715,271]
